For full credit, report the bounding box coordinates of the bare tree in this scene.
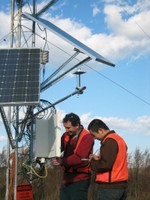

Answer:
[0,147,7,167]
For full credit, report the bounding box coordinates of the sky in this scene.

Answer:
[0,0,150,154]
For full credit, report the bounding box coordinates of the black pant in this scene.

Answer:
[95,188,128,200]
[60,180,90,200]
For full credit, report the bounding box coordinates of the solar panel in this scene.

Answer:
[23,13,115,67]
[0,48,41,106]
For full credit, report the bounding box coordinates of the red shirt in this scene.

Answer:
[61,127,94,184]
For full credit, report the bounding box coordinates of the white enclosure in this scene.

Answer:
[33,113,61,158]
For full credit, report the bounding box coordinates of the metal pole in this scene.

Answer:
[16,0,22,47]
[14,0,22,199]
[41,49,81,87]
[10,0,15,47]
[32,0,36,47]
[41,57,91,92]
[5,109,11,200]
[19,86,86,124]
[28,0,37,185]
[5,0,15,199]
[36,0,58,16]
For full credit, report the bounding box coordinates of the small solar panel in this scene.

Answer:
[0,48,41,106]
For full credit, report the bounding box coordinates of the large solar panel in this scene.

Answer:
[23,13,115,67]
[0,48,41,106]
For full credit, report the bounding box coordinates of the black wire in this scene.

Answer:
[0,7,149,107]
[122,7,150,40]
[86,64,150,106]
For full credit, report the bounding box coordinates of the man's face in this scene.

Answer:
[63,121,79,135]
[89,129,103,141]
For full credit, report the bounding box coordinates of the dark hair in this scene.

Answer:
[63,113,81,126]
[88,119,109,132]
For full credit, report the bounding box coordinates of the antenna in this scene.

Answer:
[74,68,86,89]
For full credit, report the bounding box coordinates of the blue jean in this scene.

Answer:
[95,188,128,200]
[60,180,90,200]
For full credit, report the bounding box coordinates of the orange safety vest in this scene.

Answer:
[96,133,128,183]
[62,129,91,174]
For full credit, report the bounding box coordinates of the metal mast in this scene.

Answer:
[2,0,115,198]
[15,1,22,199]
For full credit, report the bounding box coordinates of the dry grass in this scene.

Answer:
[0,148,150,200]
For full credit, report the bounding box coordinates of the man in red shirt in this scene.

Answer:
[52,113,94,200]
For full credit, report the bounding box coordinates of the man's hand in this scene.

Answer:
[52,157,62,166]
[89,154,100,161]
[52,159,60,166]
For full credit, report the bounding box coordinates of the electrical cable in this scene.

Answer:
[122,7,150,40]
[22,162,48,179]
[85,64,150,106]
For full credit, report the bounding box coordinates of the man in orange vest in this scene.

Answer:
[88,119,128,200]
[52,113,94,200]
